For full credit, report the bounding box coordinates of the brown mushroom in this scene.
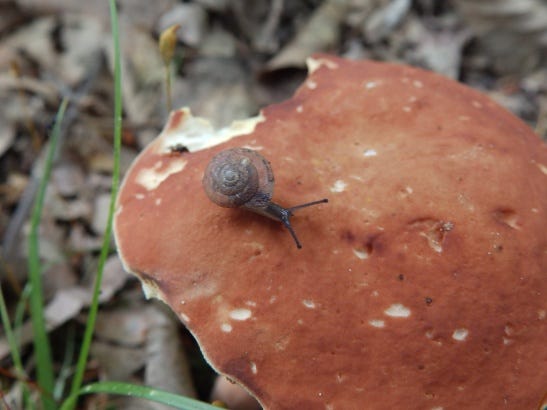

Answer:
[114,55,547,409]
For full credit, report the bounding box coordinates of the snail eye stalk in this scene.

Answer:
[263,199,329,249]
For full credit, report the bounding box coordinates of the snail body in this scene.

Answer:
[202,147,328,249]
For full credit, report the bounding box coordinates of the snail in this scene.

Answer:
[202,147,328,249]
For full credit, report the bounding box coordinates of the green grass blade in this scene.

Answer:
[60,381,220,410]
[27,97,68,410]
[0,281,28,393]
[67,0,123,403]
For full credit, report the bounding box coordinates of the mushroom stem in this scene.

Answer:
[256,199,328,249]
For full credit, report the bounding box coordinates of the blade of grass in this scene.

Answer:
[53,324,76,401]
[28,97,68,410]
[67,0,123,403]
[60,381,220,410]
[0,281,29,399]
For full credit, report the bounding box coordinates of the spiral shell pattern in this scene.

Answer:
[203,148,274,208]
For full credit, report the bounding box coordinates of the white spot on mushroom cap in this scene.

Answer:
[330,180,347,193]
[221,323,232,333]
[472,100,483,108]
[539,310,546,320]
[364,81,380,89]
[180,312,190,323]
[452,328,469,341]
[537,163,547,175]
[413,80,423,88]
[296,105,303,113]
[363,148,377,157]
[402,106,412,112]
[353,248,369,260]
[229,308,252,321]
[135,193,145,200]
[384,303,411,318]
[136,159,187,191]
[307,80,318,89]
[369,319,385,328]
[274,336,290,351]
[303,299,316,309]
[250,361,258,375]
[155,198,162,206]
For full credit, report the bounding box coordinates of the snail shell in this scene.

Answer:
[202,147,274,210]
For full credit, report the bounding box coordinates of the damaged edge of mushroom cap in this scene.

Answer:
[114,107,265,299]
[306,55,340,74]
[156,107,265,154]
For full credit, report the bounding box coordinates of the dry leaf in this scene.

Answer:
[266,0,351,70]
[456,0,547,73]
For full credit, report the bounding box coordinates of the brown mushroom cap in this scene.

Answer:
[114,55,547,409]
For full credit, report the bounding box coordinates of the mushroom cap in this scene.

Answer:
[114,55,547,410]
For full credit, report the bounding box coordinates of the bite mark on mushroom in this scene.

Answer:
[492,208,521,230]
[306,56,339,73]
[536,162,547,175]
[410,218,454,253]
[352,248,369,260]
[135,159,187,191]
[158,108,265,154]
[384,303,411,318]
